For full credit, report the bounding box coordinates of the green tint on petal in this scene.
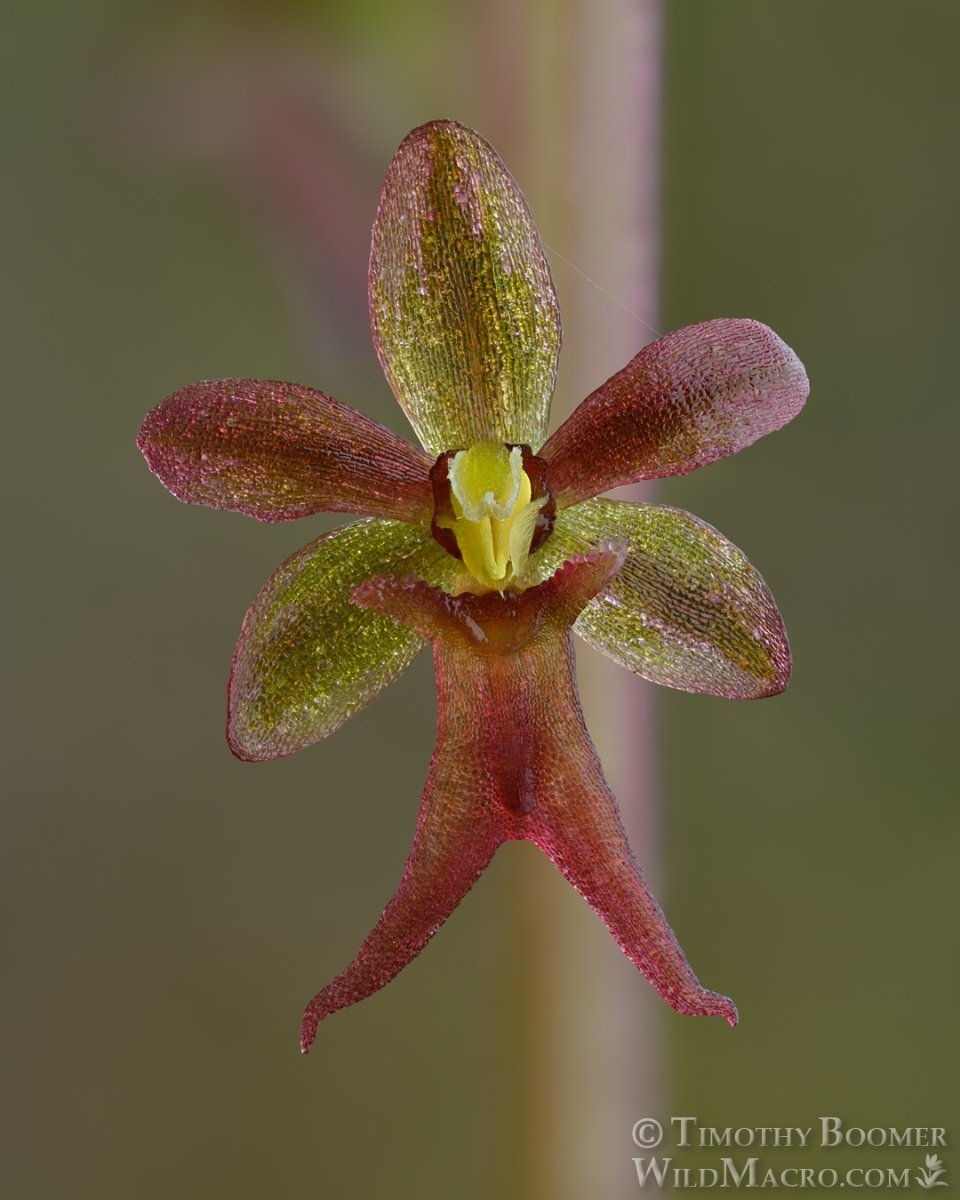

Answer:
[369,120,561,455]
[228,520,456,760]
[528,499,790,698]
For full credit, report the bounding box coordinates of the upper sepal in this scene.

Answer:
[540,319,808,507]
[138,379,434,524]
[369,120,561,455]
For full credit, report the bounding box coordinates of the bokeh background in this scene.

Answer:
[5,2,958,1197]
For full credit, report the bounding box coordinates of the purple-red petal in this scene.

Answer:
[301,550,735,1050]
[299,724,503,1053]
[524,726,738,1027]
[540,319,808,507]
[138,379,434,524]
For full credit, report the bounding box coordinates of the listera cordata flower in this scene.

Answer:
[139,120,808,1054]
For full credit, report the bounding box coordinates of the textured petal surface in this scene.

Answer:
[138,379,434,524]
[301,550,734,1050]
[540,319,808,507]
[299,703,503,1053]
[522,663,739,1028]
[369,120,561,455]
[528,499,790,698]
[228,520,454,761]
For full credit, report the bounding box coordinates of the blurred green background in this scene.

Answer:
[5,2,957,1197]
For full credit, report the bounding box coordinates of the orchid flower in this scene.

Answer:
[138,120,808,1054]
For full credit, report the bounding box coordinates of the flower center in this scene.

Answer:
[430,443,555,592]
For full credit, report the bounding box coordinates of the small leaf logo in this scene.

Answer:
[916,1153,948,1188]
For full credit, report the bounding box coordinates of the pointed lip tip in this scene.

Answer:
[720,993,739,1027]
[710,996,739,1027]
[301,1016,319,1055]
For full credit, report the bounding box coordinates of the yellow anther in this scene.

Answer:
[438,443,544,591]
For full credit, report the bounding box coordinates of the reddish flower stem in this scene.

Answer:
[494,4,665,1197]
